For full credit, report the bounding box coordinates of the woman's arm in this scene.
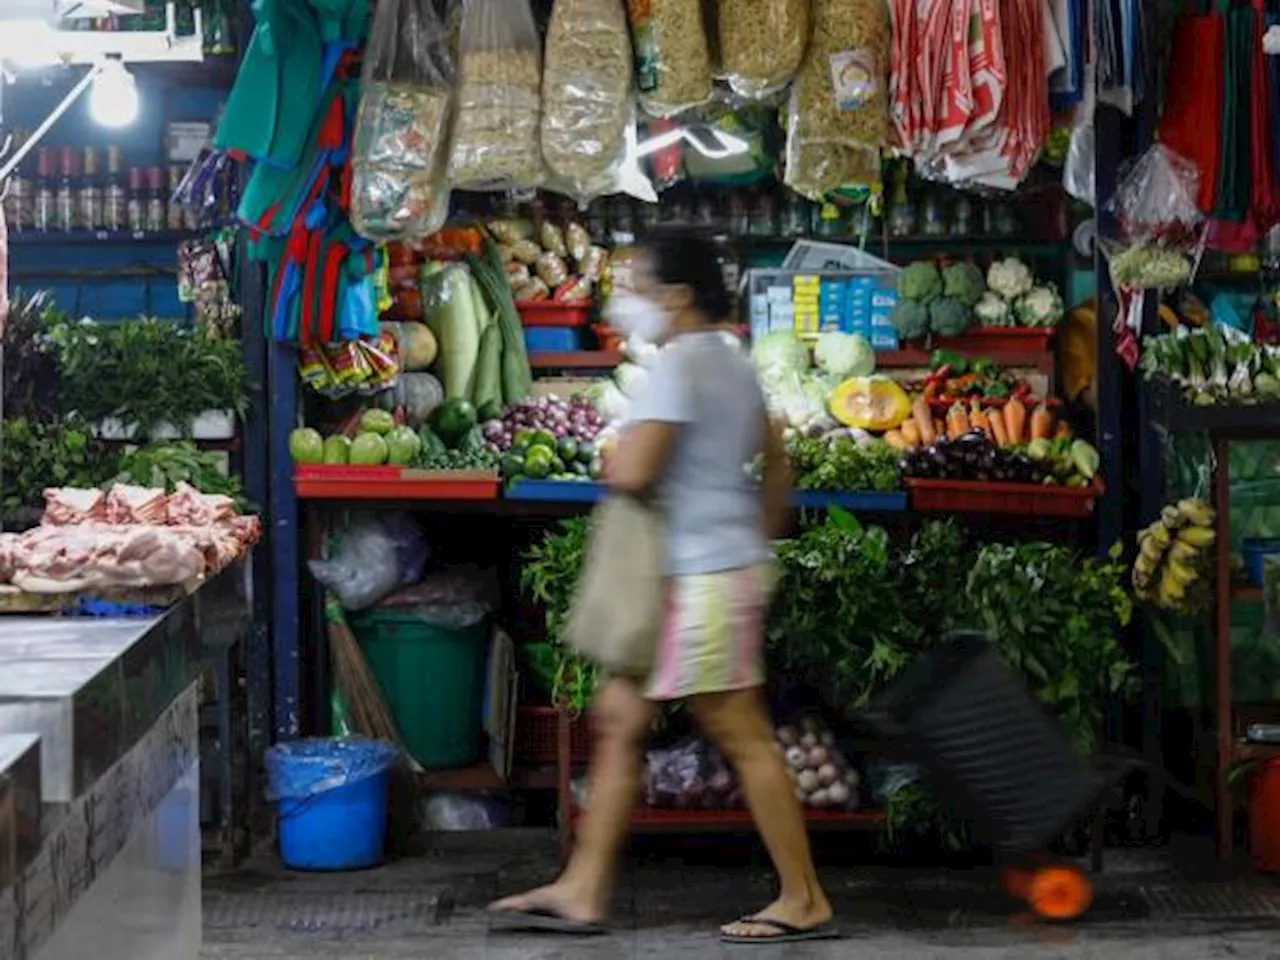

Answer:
[760,415,792,539]
[605,421,679,495]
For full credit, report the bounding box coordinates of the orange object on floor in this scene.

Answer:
[1249,759,1280,872]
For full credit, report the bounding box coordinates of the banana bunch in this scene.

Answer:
[1133,499,1217,613]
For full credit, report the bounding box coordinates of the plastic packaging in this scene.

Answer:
[783,0,889,200]
[1107,144,1204,247]
[265,737,400,801]
[351,0,456,241]
[449,0,545,191]
[309,512,429,610]
[379,565,497,629]
[541,0,634,203]
[421,792,510,830]
[1063,121,1096,208]
[718,0,810,100]
[627,0,714,118]
[644,739,741,809]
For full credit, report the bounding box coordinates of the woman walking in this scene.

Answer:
[490,231,836,945]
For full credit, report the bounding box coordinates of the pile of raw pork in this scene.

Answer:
[0,483,261,594]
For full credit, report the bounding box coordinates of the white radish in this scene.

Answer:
[817,763,839,786]
[796,769,820,793]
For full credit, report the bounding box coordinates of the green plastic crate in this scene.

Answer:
[351,609,488,769]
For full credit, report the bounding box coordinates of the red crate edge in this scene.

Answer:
[905,477,1104,518]
[518,301,593,327]
[515,706,592,765]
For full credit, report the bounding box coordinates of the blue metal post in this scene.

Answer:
[268,338,301,740]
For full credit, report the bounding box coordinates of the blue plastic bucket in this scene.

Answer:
[266,738,398,872]
[1243,538,1280,586]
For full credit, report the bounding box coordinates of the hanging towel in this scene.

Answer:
[1213,2,1252,224]
[1249,0,1277,232]
[1161,12,1224,214]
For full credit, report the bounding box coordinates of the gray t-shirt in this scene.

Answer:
[626,332,770,577]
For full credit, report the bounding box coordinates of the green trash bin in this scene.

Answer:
[350,609,488,769]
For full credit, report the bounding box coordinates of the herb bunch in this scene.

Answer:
[787,435,901,492]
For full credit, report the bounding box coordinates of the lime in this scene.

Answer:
[531,429,558,452]
[512,429,536,453]
[557,436,578,462]
[501,454,525,478]
[523,447,553,479]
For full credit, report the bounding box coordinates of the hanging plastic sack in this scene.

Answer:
[627,0,714,118]
[783,0,889,200]
[351,0,456,241]
[1063,121,1096,208]
[1106,144,1205,248]
[541,0,634,204]
[717,0,810,100]
[449,0,545,192]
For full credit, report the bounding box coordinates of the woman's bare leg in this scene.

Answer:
[489,677,653,924]
[689,687,832,938]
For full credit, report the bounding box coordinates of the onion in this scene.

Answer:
[827,782,850,806]
[776,726,798,747]
[807,746,829,768]
[817,763,838,786]
[709,770,733,793]
[799,732,818,750]
[796,769,820,793]
[809,788,829,808]
[784,746,807,770]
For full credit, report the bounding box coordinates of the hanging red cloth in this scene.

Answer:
[1248,0,1276,231]
[1160,13,1225,214]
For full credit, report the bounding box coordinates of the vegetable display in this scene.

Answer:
[484,395,606,482]
[1132,499,1216,613]
[1139,325,1280,405]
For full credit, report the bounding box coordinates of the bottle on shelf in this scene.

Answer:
[56,146,78,233]
[32,148,54,233]
[168,165,187,232]
[80,147,104,233]
[127,167,147,234]
[104,147,127,232]
[3,129,32,232]
[146,167,167,233]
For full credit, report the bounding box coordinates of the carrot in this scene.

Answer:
[1003,396,1027,445]
[900,419,922,446]
[946,403,971,440]
[1055,420,1072,440]
[969,405,992,438]
[934,418,946,440]
[912,397,937,445]
[990,410,1010,446]
[1029,404,1055,441]
[884,429,908,449]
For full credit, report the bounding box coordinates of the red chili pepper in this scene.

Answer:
[930,363,954,382]
[1013,382,1032,399]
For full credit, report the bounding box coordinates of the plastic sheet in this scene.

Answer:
[309,512,429,611]
[541,0,633,204]
[627,0,714,118]
[421,792,510,830]
[1064,121,1096,208]
[265,737,399,801]
[351,0,456,240]
[783,0,889,200]
[449,0,545,192]
[644,739,741,809]
[718,0,810,100]
[1107,143,1204,247]
[379,565,497,629]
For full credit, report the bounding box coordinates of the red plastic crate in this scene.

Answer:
[518,301,593,327]
[905,477,1103,518]
[514,706,592,765]
[293,465,499,500]
[936,327,1056,353]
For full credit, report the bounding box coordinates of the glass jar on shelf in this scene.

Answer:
[919,189,947,237]
[725,192,750,237]
[780,191,809,238]
[636,200,661,236]
[991,200,1019,237]
[749,189,778,238]
[609,197,635,245]
[950,195,975,237]
[813,202,844,238]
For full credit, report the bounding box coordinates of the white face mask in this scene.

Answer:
[605,292,668,343]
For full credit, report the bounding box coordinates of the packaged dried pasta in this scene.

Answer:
[783,0,889,200]
[535,251,570,287]
[627,0,714,118]
[541,0,634,203]
[718,0,809,100]
[509,239,542,264]
[350,0,456,240]
[565,222,592,263]
[539,222,568,258]
[449,0,544,191]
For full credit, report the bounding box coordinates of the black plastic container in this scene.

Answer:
[866,632,1112,854]
[1145,378,1280,435]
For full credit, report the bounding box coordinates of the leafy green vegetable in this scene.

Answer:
[888,300,930,341]
[1,416,121,522]
[928,297,971,337]
[941,262,985,307]
[897,261,943,303]
[521,519,597,711]
[114,442,249,511]
[786,436,900,492]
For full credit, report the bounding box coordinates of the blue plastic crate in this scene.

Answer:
[523,328,582,352]
[791,490,908,511]
[506,480,605,503]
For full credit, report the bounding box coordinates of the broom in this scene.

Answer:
[324,592,405,747]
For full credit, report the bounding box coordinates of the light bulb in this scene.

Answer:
[89,61,138,129]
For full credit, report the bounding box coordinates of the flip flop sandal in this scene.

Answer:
[720,916,842,945]
[487,906,609,936]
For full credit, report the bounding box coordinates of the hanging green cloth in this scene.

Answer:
[1213,0,1253,222]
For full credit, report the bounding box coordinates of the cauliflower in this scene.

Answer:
[973,290,1014,327]
[928,297,971,337]
[814,332,875,378]
[888,300,930,341]
[941,262,986,307]
[986,258,1034,300]
[896,261,943,304]
[1014,284,1065,327]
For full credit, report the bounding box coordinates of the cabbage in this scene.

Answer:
[814,332,875,378]
[751,332,811,383]
[768,370,826,429]
[614,362,650,398]
[586,380,629,423]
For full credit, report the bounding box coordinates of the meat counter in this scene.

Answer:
[0,592,206,960]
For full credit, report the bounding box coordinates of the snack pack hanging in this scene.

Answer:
[350,0,457,241]
[541,0,634,203]
[718,0,810,100]
[627,0,715,118]
[449,0,545,192]
[784,0,889,200]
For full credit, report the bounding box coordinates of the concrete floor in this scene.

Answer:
[201,831,1280,959]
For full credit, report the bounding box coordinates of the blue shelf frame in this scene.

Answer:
[504,480,907,513]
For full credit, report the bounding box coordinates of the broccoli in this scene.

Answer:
[941,262,985,307]
[973,290,1014,327]
[928,297,971,337]
[1014,284,1065,327]
[889,300,930,341]
[896,261,943,304]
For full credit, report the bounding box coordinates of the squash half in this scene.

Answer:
[828,376,912,432]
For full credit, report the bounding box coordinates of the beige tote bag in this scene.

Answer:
[564,494,664,677]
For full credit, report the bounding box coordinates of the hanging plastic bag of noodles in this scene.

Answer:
[448,0,546,192]
[541,0,634,204]
[350,0,456,241]
[717,0,810,101]
[627,0,715,118]
[783,0,889,201]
